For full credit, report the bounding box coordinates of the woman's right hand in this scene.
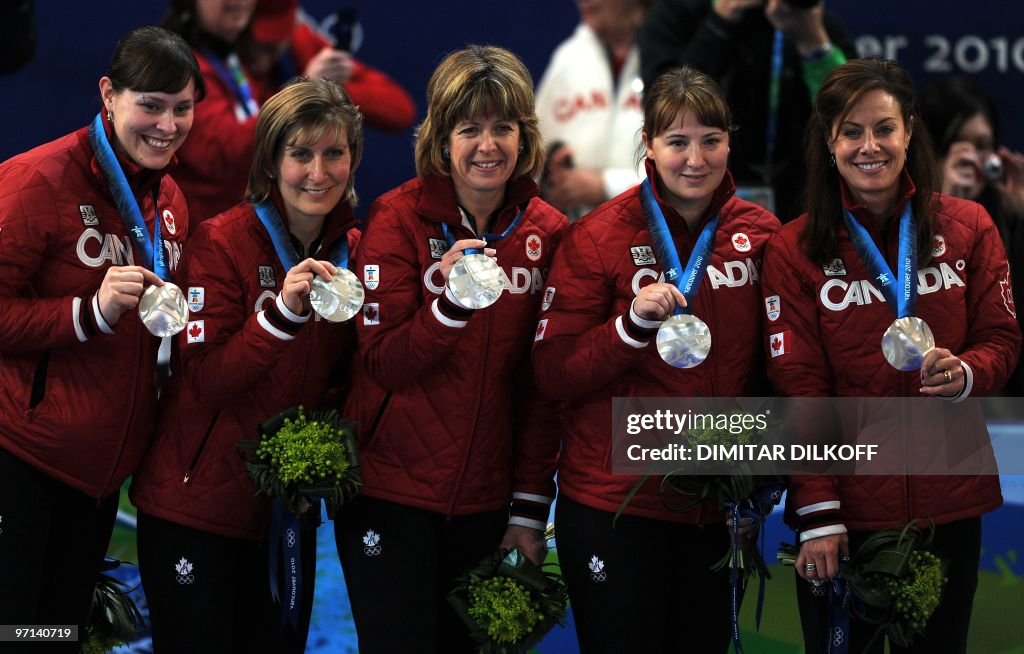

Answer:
[796,532,849,582]
[304,47,354,86]
[942,141,983,199]
[97,265,164,326]
[633,282,686,321]
[440,238,496,281]
[281,258,337,316]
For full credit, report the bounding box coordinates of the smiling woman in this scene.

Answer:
[0,24,202,642]
[333,45,567,653]
[761,59,1022,654]
[129,78,365,653]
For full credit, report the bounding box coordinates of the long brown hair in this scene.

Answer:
[801,59,937,265]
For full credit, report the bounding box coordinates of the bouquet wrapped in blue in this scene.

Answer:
[237,406,360,518]
[237,406,360,626]
[448,547,568,653]
[779,521,947,650]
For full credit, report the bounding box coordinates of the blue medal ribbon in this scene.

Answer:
[725,482,785,653]
[88,113,169,281]
[841,203,917,318]
[826,577,852,654]
[203,50,259,119]
[254,200,351,272]
[639,177,719,316]
[440,208,526,254]
[268,501,303,628]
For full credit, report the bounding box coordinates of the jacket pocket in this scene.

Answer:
[28,351,50,411]
[183,410,221,485]
[362,391,393,451]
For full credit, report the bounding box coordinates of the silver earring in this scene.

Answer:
[106,109,113,123]
[829,154,836,167]
[442,146,450,159]
[519,145,524,154]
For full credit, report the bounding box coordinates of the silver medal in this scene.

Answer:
[881,316,935,371]
[447,253,503,309]
[656,314,711,368]
[309,268,364,323]
[138,283,189,337]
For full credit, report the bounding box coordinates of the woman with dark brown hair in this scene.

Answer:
[762,58,1020,653]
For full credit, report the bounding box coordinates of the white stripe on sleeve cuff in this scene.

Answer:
[615,315,647,348]
[92,295,114,334]
[507,516,547,531]
[799,524,848,542]
[257,310,295,340]
[72,297,87,342]
[795,500,841,516]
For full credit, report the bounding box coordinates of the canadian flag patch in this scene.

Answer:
[534,318,548,341]
[769,331,790,357]
[186,320,205,343]
[362,303,380,326]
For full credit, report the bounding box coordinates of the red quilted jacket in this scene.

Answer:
[173,49,259,223]
[533,164,780,523]
[343,174,566,520]
[762,176,1020,535]
[0,120,189,499]
[130,196,357,539]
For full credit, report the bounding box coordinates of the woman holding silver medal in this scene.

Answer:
[334,46,566,652]
[532,66,780,652]
[130,78,363,653]
[761,59,1021,653]
[0,26,201,644]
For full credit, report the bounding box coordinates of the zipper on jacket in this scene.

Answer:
[183,410,221,485]
[446,309,491,519]
[27,351,51,412]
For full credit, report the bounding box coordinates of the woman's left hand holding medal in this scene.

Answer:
[440,238,495,281]
[918,346,965,397]
[633,283,687,322]
[282,259,338,315]
[98,265,165,326]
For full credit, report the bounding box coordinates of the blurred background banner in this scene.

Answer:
[8,2,1018,218]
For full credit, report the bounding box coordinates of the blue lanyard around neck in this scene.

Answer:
[440,208,526,255]
[88,113,169,281]
[204,50,259,119]
[841,202,918,318]
[639,177,718,316]
[254,201,350,271]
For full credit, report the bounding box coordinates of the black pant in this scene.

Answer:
[333,496,508,654]
[795,517,982,654]
[137,510,316,654]
[0,447,118,654]
[555,496,733,654]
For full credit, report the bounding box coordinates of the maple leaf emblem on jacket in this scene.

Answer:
[188,323,202,339]
[175,557,192,575]
[1000,264,1017,318]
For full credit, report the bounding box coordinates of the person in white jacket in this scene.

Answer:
[536,0,650,220]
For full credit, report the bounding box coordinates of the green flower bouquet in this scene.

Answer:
[81,558,145,654]
[778,521,948,648]
[237,406,360,518]
[448,547,568,653]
